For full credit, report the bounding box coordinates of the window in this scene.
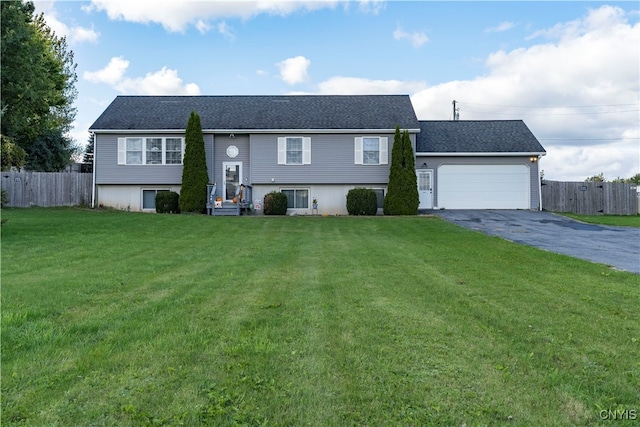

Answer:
[278,137,311,165]
[146,138,162,164]
[126,138,143,165]
[165,138,183,164]
[372,189,384,209]
[354,136,388,165]
[118,137,184,165]
[287,138,303,164]
[142,189,169,210]
[281,189,309,209]
[363,138,380,164]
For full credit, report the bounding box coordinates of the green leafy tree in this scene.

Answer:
[82,133,94,173]
[1,134,26,171]
[384,126,419,215]
[1,0,78,170]
[585,173,605,183]
[626,173,640,185]
[179,111,209,213]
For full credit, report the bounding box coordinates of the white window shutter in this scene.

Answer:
[117,138,126,165]
[302,137,311,165]
[379,137,388,165]
[354,137,363,165]
[277,137,286,165]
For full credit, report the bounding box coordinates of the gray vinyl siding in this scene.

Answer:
[213,134,250,192]
[416,155,541,209]
[95,133,185,184]
[250,133,415,185]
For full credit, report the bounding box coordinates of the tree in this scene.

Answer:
[585,173,605,183]
[179,111,209,213]
[1,1,78,170]
[626,173,640,185]
[82,133,94,173]
[384,126,419,215]
[1,134,26,171]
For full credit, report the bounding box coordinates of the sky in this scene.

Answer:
[34,0,639,181]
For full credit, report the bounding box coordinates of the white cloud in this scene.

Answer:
[88,0,340,33]
[217,22,236,40]
[393,25,428,48]
[84,56,129,85]
[317,77,427,95]
[34,2,99,44]
[485,21,516,33]
[410,5,639,181]
[84,57,201,95]
[277,56,311,85]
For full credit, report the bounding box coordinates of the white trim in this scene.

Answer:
[91,133,97,208]
[91,128,421,134]
[416,151,546,157]
[379,137,388,165]
[302,137,311,165]
[118,136,184,165]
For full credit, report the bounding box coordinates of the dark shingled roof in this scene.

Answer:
[417,120,546,153]
[89,95,420,131]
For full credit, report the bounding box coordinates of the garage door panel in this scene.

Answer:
[438,164,529,209]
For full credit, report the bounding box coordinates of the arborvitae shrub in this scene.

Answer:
[346,188,378,215]
[263,191,288,215]
[155,191,180,213]
[384,126,418,215]
[179,111,209,213]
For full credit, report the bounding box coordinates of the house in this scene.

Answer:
[89,95,545,214]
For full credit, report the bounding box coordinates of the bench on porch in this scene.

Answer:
[206,184,252,216]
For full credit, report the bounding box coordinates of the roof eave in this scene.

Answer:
[415,151,546,157]
[90,128,422,134]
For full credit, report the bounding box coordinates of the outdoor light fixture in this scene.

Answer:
[422,162,428,168]
[229,133,235,138]
[529,156,538,163]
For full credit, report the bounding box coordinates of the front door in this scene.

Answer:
[417,169,433,209]
[223,162,242,202]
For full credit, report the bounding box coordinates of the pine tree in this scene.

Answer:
[384,126,418,215]
[179,111,209,213]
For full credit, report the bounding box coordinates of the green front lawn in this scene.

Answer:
[2,208,639,426]
[558,212,640,227]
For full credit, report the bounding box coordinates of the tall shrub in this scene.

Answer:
[179,111,209,213]
[384,126,418,215]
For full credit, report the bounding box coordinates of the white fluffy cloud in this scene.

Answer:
[393,26,428,48]
[485,21,516,33]
[277,56,311,85]
[87,0,341,33]
[35,2,99,44]
[410,5,639,181]
[84,57,201,95]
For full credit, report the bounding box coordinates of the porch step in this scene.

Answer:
[213,207,239,216]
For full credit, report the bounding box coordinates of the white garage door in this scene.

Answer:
[438,164,530,209]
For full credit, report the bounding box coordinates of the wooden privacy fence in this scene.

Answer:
[1,172,92,207]
[541,180,638,215]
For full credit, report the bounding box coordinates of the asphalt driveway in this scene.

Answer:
[433,210,640,274]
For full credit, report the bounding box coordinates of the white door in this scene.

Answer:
[437,164,530,209]
[417,170,433,209]
[222,162,242,202]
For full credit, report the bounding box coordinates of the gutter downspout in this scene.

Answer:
[537,156,543,211]
[91,132,96,208]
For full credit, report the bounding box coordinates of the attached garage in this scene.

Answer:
[437,164,530,209]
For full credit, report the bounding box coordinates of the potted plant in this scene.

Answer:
[312,197,318,210]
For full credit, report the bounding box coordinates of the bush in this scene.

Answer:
[347,188,378,215]
[1,189,7,208]
[156,191,180,214]
[263,192,288,215]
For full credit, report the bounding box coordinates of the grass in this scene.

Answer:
[2,208,639,426]
[558,213,640,227]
